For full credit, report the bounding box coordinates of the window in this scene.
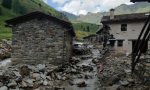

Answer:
[121,24,127,31]
[109,40,116,47]
[117,40,123,47]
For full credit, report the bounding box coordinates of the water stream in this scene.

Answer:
[0,58,11,68]
[62,49,101,90]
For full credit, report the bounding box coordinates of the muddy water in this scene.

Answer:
[62,49,101,90]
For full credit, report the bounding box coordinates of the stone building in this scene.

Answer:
[96,25,110,48]
[101,9,149,54]
[6,11,75,65]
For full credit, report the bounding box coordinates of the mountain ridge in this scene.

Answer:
[62,2,150,24]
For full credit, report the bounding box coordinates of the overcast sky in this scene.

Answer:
[43,0,133,15]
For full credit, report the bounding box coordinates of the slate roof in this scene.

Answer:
[5,11,75,36]
[130,0,150,3]
[101,12,149,24]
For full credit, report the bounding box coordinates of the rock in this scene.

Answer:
[84,75,89,79]
[0,82,3,87]
[19,66,30,77]
[23,79,33,87]
[54,86,65,90]
[0,86,8,90]
[0,72,3,76]
[43,80,48,86]
[7,80,17,87]
[20,81,27,88]
[48,81,54,86]
[28,66,39,72]
[70,68,80,74]
[46,76,52,81]
[40,74,46,80]
[124,69,131,73]
[92,59,98,64]
[33,81,41,89]
[9,88,19,90]
[62,76,67,80]
[0,76,9,85]
[77,74,83,78]
[13,71,21,77]
[37,64,45,72]
[77,81,87,87]
[82,65,93,72]
[105,85,120,90]
[107,75,120,85]
[127,78,134,83]
[68,80,74,86]
[15,76,22,83]
[119,80,129,86]
[56,74,62,80]
[32,73,41,81]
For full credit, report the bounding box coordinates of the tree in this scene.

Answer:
[13,0,27,14]
[86,26,90,32]
[2,0,12,9]
[83,28,85,31]
[39,3,42,8]
[0,7,2,15]
[81,25,83,28]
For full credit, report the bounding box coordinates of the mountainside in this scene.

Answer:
[77,12,107,24]
[63,2,150,24]
[115,2,150,14]
[0,0,67,40]
[61,11,77,21]
[72,22,100,40]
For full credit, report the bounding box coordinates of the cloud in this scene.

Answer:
[52,0,69,5]
[43,0,48,4]
[54,0,132,15]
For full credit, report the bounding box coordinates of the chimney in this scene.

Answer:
[110,9,115,20]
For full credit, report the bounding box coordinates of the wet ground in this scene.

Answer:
[0,48,149,90]
[62,49,101,90]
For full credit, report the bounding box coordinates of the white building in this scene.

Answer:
[101,9,149,54]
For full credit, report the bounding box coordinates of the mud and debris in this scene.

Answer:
[0,46,149,90]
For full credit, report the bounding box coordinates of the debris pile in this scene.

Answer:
[0,55,95,90]
[97,52,150,90]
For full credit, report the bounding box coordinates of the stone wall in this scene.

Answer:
[11,18,73,65]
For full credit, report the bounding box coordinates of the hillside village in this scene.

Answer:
[0,0,150,90]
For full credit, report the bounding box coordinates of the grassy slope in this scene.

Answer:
[0,0,65,40]
[72,22,99,41]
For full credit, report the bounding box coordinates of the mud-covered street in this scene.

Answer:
[0,47,150,90]
[0,48,149,90]
[61,49,100,90]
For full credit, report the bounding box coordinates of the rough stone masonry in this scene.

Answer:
[6,11,75,65]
